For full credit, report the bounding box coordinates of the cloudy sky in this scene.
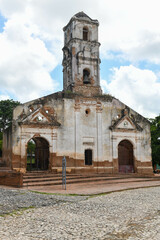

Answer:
[0,0,160,118]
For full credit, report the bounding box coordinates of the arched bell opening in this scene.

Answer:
[83,27,89,41]
[27,137,49,171]
[83,68,90,84]
[118,140,134,173]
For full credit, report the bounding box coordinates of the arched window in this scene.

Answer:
[83,69,90,84]
[83,27,88,41]
[85,149,92,165]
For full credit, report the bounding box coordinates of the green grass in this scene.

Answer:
[30,190,81,197]
[0,206,35,217]
[27,158,35,164]
[30,185,160,199]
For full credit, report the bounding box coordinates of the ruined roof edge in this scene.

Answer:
[17,91,150,124]
[63,11,99,31]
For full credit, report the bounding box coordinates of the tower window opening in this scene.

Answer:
[83,69,90,84]
[83,27,88,41]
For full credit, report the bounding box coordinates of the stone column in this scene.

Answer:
[74,100,81,165]
[96,103,103,169]
[112,135,118,173]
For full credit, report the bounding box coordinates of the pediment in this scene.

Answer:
[31,111,50,123]
[116,118,135,130]
[21,109,50,124]
[110,116,143,132]
[19,107,60,127]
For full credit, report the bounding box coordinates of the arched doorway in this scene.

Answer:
[118,140,134,173]
[85,149,92,165]
[27,137,49,171]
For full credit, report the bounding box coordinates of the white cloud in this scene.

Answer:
[0,0,160,116]
[1,0,160,63]
[101,65,160,118]
[0,11,58,102]
[0,95,10,100]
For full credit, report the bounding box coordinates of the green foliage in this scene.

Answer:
[27,140,36,152]
[150,115,160,166]
[27,140,36,171]
[0,99,20,156]
[0,99,20,132]
[0,132,2,157]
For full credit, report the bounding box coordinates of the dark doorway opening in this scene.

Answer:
[118,140,134,173]
[85,149,92,165]
[27,137,49,171]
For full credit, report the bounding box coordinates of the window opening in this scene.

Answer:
[83,27,88,41]
[83,69,90,84]
[85,149,92,165]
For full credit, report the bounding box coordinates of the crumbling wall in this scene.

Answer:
[2,126,12,168]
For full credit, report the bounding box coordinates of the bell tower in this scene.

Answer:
[62,12,102,96]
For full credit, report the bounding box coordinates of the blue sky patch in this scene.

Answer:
[0,12,6,33]
[100,58,131,83]
[51,64,63,91]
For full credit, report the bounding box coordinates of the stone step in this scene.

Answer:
[23,175,119,183]
[23,172,135,183]
[23,173,112,180]
[23,175,159,187]
[23,173,81,179]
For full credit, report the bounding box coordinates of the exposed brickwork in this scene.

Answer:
[0,171,23,187]
[72,85,102,97]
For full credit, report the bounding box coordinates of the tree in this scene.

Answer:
[0,99,20,157]
[0,132,2,157]
[150,115,160,167]
[0,99,20,132]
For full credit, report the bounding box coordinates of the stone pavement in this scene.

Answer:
[23,176,160,195]
[0,186,160,239]
[1,176,160,239]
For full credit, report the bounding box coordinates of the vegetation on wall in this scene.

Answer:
[150,115,160,167]
[95,93,113,102]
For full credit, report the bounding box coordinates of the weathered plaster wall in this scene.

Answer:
[8,94,152,174]
[63,15,101,96]
[2,126,12,168]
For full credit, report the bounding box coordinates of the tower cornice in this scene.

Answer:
[63,38,101,48]
[63,12,99,31]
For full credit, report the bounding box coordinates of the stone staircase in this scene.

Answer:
[22,171,159,187]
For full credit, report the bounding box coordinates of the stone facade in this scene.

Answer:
[62,12,102,96]
[2,12,153,174]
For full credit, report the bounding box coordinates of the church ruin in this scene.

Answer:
[2,12,152,175]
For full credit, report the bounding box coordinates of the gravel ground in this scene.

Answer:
[0,187,160,239]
